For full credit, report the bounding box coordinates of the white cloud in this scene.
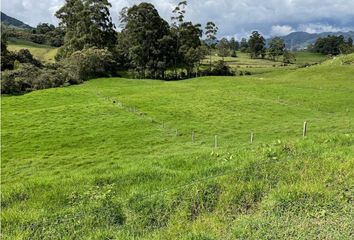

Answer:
[1,0,354,38]
[271,25,295,36]
[298,23,351,33]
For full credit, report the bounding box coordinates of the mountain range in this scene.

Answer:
[271,31,354,50]
[1,11,33,29]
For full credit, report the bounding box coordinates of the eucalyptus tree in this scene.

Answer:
[240,38,249,53]
[229,37,239,51]
[217,38,231,60]
[178,22,203,76]
[248,31,266,58]
[205,21,218,69]
[170,1,204,77]
[120,2,172,78]
[170,1,188,75]
[268,37,285,61]
[55,0,117,59]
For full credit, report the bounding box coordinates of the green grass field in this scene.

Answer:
[203,52,327,74]
[7,38,58,63]
[1,54,354,239]
[203,51,328,75]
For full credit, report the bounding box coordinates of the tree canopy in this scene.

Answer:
[248,31,266,58]
[268,37,285,60]
[313,35,353,55]
[55,0,117,59]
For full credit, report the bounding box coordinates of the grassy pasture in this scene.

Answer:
[6,38,327,74]
[204,51,329,74]
[1,54,354,239]
[7,38,58,63]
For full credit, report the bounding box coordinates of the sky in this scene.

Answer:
[2,0,354,39]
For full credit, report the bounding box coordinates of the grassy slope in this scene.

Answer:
[1,55,354,239]
[7,38,58,63]
[203,51,328,75]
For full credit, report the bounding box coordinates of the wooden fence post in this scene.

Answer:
[214,135,218,148]
[303,121,307,138]
[250,132,254,144]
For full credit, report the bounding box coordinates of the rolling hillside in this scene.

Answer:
[7,38,58,63]
[267,31,354,49]
[1,54,354,239]
[0,11,33,29]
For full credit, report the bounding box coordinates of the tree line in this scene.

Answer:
[309,35,354,55]
[2,23,65,47]
[214,32,295,63]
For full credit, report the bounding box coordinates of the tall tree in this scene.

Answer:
[55,0,117,59]
[283,49,296,63]
[217,38,230,60]
[170,1,188,76]
[314,35,345,55]
[120,3,171,78]
[171,1,187,27]
[240,38,249,53]
[36,23,55,34]
[229,37,239,51]
[248,31,266,58]
[205,21,218,70]
[268,37,285,61]
[170,1,204,77]
[178,22,203,76]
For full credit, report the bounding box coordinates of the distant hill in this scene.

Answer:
[267,31,354,50]
[1,11,33,29]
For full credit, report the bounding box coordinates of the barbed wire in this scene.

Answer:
[19,156,271,230]
[11,90,351,232]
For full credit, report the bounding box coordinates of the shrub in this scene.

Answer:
[1,63,75,94]
[1,48,42,71]
[29,34,46,44]
[211,60,234,76]
[45,28,65,47]
[1,64,40,94]
[16,49,42,67]
[1,47,117,94]
[1,51,17,71]
[63,47,116,81]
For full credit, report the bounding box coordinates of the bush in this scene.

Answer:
[231,50,238,58]
[1,64,40,94]
[1,47,117,95]
[1,63,75,94]
[1,48,42,71]
[211,60,234,76]
[16,49,42,67]
[30,34,46,44]
[63,47,116,81]
[45,28,65,47]
[1,51,17,71]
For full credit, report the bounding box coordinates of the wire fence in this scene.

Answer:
[95,91,314,147]
[21,156,271,231]
[8,90,350,234]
